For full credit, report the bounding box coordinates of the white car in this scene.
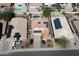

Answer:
[12,41,16,49]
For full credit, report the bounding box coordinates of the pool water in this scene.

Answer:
[33,15,41,18]
[54,18,62,29]
[14,6,23,14]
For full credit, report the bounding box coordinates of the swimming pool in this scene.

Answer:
[54,18,62,29]
[33,15,41,18]
[14,6,23,14]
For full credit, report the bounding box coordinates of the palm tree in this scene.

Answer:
[4,9,15,35]
[1,11,9,21]
[0,8,15,21]
[8,9,15,21]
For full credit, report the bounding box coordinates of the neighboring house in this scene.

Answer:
[10,17,27,42]
[59,3,73,12]
[6,17,27,49]
[28,3,42,12]
[51,16,75,47]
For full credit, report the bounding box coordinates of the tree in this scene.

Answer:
[0,12,2,20]
[1,11,9,21]
[55,37,70,48]
[29,13,32,18]
[0,7,15,21]
[43,7,51,17]
[8,9,15,21]
[0,8,15,21]
[51,7,55,12]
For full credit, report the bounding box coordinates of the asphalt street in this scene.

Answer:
[0,49,79,56]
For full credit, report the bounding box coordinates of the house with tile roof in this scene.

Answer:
[31,17,54,48]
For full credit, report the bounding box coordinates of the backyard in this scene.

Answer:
[55,37,70,48]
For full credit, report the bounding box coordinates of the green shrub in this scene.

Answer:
[0,9,15,21]
[43,7,51,17]
[55,37,70,48]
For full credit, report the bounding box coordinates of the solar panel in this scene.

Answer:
[54,18,62,29]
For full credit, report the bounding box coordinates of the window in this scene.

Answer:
[54,18,62,29]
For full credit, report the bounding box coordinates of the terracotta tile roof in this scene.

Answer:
[31,18,48,28]
[31,18,52,40]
